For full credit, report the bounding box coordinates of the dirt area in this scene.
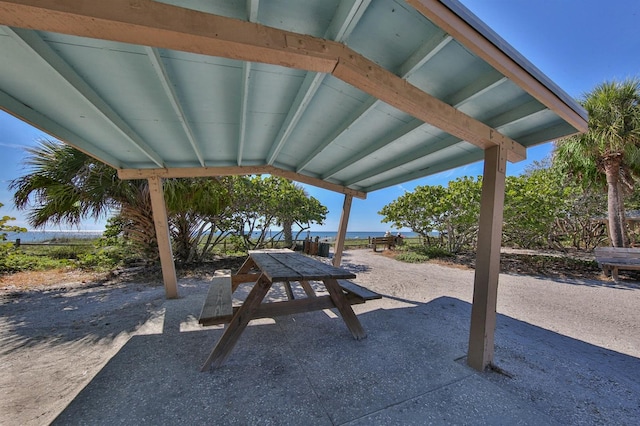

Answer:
[380,247,612,281]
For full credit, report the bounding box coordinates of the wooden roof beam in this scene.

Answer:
[333,54,526,162]
[0,91,124,169]
[0,0,341,73]
[117,166,367,199]
[296,31,452,173]
[265,0,371,166]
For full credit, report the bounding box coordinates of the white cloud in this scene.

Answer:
[0,142,26,149]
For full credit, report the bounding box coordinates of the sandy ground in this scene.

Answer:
[1,249,639,425]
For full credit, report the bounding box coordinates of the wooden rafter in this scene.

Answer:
[0,91,123,168]
[145,46,205,167]
[265,0,370,166]
[117,165,367,199]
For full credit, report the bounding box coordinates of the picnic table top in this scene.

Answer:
[248,250,355,282]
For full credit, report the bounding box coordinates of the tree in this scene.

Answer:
[10,140,158,259]
[502,166,570,249]
[442,177,482,252]
[223,176,327,250]
[164,177,230,264]
[0,203,27,241]
[379,185,448,247]
[272,179,327,246]
[10,139,230,263]
[554,78,640,247]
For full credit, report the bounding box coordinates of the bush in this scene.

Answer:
[394,244,454,263]
[395,252,430,263]
[414,245,454,259]
[0,250,72,273]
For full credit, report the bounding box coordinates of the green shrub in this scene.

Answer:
[0,251,72,273]
[78,244,131,270]
[414,245,454,259]
[395,252,430,263]
[47,245,93,260]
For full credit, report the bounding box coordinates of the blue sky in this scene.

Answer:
[1,0,639,232]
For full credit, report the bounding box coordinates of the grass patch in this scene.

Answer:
[394,245,454,263]
[395,252,430,263]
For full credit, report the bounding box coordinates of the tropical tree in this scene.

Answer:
[272,179,327,246]
[554,78,640,247]
[442,176,482,252]
[164,177,230,264]
[0,203,27,241]
[10,139,158,259]
[379,184,448,247]
[10,139,231,263]
[223,176,327,250]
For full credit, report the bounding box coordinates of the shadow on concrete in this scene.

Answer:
[52,291,640,425]
[0,282,165,354]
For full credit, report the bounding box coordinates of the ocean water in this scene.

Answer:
[299,231,417,242]
[4,230,104,243]
[3,230,417,244]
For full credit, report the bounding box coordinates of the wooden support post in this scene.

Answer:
[148,176,179,299]
[468,145,507,371]
[332,194,353,267]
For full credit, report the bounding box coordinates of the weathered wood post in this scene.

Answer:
[148,176,179,299]
[332,194,353,267]
[468,145,507,371]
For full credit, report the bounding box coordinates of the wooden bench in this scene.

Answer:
[371,236,402,252]
[338,279,382,304]
[199,269,233,326]
[594,247,640,282]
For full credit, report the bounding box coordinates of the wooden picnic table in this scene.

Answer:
[201,249,373,370]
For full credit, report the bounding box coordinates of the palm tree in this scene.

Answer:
[11,139,232,263]
[10,139,158,258]
[554,78,640,247]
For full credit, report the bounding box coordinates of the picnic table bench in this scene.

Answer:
[198,249,380,370]
[371,235,402,252]
[594,247,640,282]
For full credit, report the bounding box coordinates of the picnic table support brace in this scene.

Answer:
[467,145,506,371]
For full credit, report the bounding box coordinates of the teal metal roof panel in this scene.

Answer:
[0,0,587,194]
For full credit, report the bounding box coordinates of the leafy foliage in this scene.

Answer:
[10,140,328,266]
[222,176,327,250]
[380,162,609,252]
[0,202,27,241]
[554,78,640,247]
[379,177,481,253]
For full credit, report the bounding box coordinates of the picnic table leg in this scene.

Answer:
[284,281,295,300]
[237,256,257,274]
[323,278,367,340]
[201,274,272,371]
[299,280,317,298]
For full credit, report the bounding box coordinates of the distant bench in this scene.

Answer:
[371,236,403,252]
[199,271,381,326]
[594,247,640,282]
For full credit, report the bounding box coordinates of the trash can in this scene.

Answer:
[318,242,330,258]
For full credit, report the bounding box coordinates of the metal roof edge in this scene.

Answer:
[439,0,587,123]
